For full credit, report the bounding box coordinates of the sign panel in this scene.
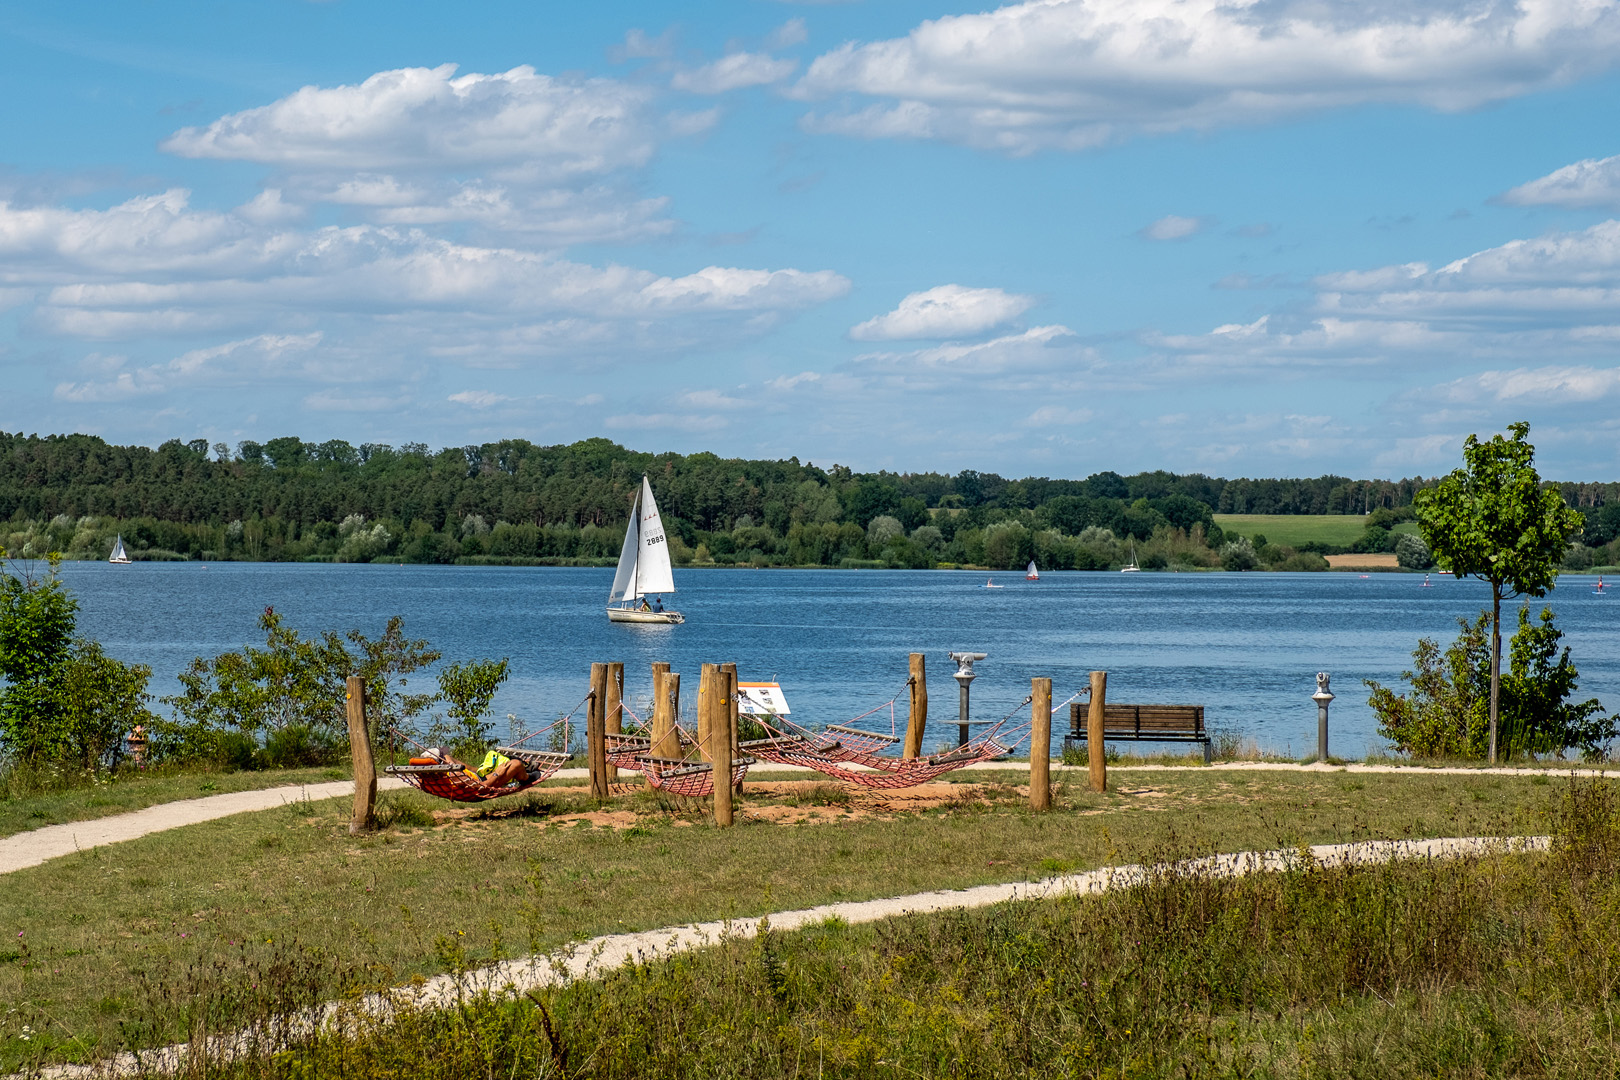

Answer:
[737,681,790,716]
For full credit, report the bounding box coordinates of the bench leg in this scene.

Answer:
[1203,739,1213,764]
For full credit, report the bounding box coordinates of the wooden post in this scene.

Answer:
[1030,677,1052,811]
[650,662,671,763]
[652,671,681,759]
[712,665,734,827]
[721,662,743,794]
[588,663,609,799]
[697,663,714,763]
[604,662,624,785]
[903,653,928,759]
[1087,670,1108,794]
[346,675,375,834]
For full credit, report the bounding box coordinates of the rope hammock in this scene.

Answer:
[740,688,1080,790]
[383,693,586,803]
[602,699,754,797]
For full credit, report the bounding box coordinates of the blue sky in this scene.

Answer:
[4,0,1620,480]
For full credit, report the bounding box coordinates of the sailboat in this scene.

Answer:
[1120,540,1140,573]
[108,535,132,565]
[607,476,684,624]
[1025,560,1039,581]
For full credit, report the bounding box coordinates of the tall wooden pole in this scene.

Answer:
[604,662,624,784]
[650,662,671,762]
[588,663,609,799]
[903,653,928,759]
[1029,677,1052,811]
[652,672,681,759]
[712,665,734,827]
[721,662,743,794]
[697,663,714,763]
[1087,670,1108,794]
[346,675,375,834]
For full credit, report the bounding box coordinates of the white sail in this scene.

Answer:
[1026,560,1038,579]
[608,488,641,602]
[109,535,130,564]
[635,476,676,596]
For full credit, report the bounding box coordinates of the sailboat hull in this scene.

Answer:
[607,607,685,624]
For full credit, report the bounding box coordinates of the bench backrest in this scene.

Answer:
[1069,702,1205,736]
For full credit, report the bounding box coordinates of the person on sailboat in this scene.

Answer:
[652,597,663,612]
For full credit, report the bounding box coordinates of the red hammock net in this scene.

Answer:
[385,748,571,803]
[635,756,754,798]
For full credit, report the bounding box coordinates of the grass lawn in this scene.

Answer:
[0,765,352,840]
[1214,513,1418,548]
[0,767,1568,1069]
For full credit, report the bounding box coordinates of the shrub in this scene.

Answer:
[1220,536,1258,571]
[1368,606,1616,759]
[1396,533,1432,569]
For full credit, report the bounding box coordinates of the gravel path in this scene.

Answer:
[0,779,409,875]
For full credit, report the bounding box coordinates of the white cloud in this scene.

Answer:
[1430,365,1620,404]
[235,188,305,224]
[1499,154,1620,209]
[163,65,658,178]
[1140,214,1206,241]
[672,52,799,94]
[854,324,1085,374]
[849,284,1036,340]
[794,0,1620,153]
[769,18,809,49]
[605,411,730,432]
[1155,217,1620,371]
[1027,404,1092,426]
[448,390,510,407]
[54,332,324,401]
[617,28,676,61]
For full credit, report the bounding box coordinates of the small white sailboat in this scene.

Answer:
[108,535,132,564]
[1121,540,1140,573]
[607,476,684,624]
[1025,560,1039,581]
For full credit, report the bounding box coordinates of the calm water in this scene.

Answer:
[53,562,1620,757]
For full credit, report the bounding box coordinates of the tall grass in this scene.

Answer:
[38,776,1618,1078]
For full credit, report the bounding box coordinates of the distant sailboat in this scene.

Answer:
[1121,540,1140,573]
[1025,560,1039,581]
[607,476,684,624]
[108,535,132,565]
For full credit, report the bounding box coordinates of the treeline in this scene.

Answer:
[1,432,1616,571]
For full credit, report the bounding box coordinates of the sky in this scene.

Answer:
[3,0,1620,480]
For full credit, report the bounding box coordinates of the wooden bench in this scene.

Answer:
[1065,703,1211,763]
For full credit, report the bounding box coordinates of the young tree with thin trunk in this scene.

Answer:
[1415,422,1581,764]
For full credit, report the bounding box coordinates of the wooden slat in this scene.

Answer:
[1071,702,1205,738]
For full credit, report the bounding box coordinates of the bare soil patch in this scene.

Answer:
[1325,553,1400,569]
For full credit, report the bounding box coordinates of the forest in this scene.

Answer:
[2,432,1617,571]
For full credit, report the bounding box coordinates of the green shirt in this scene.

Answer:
[476,750,510,778]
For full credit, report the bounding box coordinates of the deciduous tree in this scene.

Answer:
[1415,422,1582,763]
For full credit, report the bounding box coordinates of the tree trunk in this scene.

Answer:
[1489,585,1501,765]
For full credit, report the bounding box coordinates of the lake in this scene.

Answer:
[54,562,1620,758]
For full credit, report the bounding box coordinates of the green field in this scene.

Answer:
[1214,513,1418,548]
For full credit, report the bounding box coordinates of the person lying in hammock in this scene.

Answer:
[424,746,531,789]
